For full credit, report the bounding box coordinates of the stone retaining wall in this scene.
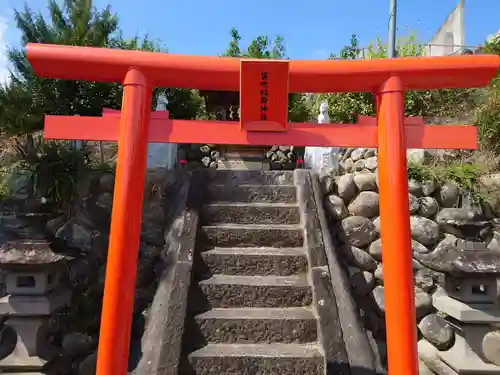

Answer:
[0,168,188,375]
[323,147,500,374]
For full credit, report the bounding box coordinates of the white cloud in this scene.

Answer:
[0,16,10,86]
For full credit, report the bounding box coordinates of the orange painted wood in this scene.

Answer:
[240,60,289,131]
[43,115,478,149]
[95,69,152,375]
[26,43,500,92]
[102,108,170,118]
[377,76,418,375]
[357,114,425,126]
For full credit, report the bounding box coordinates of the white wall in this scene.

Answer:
[147,93,178,170]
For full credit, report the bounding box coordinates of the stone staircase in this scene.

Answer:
[179,170,326,375]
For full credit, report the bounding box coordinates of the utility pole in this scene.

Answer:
[388,0,398,58]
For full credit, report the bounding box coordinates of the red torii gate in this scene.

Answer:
[26,42,500,375]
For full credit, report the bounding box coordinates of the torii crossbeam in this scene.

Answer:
[26,42,500,375]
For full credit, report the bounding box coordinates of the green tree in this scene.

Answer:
[110,34,204,119]
[222,28,312,122]
[0,0,202,140]
[0,0,121,135]
[0,0,203,204]
[475,32,500,151]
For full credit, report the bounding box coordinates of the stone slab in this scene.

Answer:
[199,274,312,308]
[217,160,270,170]
[302,170,381,373]
[310,266,350,374]
[295,170,328,268]
[418,339,459,375]
[433,295,500,323]
[201,202,300,225]
[188,343,324,375]
[0,288,70,316]
[133,171,203,375]
[201,224,304,248]
[206,185,297,204]
[0,349,46,371]
[204,170,294,186]
[195,307,317,343]
[200,247,308,276]
[438,334,500,374]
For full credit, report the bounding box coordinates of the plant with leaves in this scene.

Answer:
[0,0,206,204]
[0,0,203,137]
[475,34,500,152]
[316,33,476,122]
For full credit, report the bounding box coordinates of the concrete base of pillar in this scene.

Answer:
[419,337,500,374]
[433,295,500,323]
[419,339,458,375]
[438,333,500,374]
[0,317,58,373]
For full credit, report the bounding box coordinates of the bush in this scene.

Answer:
[0,135,90,207]
[407,161,486,201]
[476,90,500,153]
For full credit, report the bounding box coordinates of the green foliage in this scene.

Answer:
[317,33,475,122]
[475,33,500,152]
[476,90,500,152]
[23,140,88,204]
[445,164,484,191]
[407,162,484,194]
[0,0,202,138]
[0,0,121,136]
[0,135,89,206]
[223,27,286,59]
[407,163,437,183]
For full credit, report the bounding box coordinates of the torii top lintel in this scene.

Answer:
[26,43,500,93]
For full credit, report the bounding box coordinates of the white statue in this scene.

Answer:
[146,91,178,169]
[303,100,340,175]
[157,93,168,111]
[318,100,330,124]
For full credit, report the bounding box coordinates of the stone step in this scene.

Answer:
[198,274,312,308]
[206,185,297,203]
[187,343,324,375]
[205,170,294,186]
[195,307,317,343]
[200,247,308,276]
[216,159,270,171]
[201,203,300,225]
[201,224,304,248]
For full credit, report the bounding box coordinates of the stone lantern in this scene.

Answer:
[415,239,500,374]
[0,239,71,374]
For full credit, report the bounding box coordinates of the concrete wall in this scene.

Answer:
[424,0,465,56]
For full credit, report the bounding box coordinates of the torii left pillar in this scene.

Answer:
[96,68,152,375]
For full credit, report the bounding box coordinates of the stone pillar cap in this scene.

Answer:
[0,240,72,271]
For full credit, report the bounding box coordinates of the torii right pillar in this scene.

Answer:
[376,76,418,375]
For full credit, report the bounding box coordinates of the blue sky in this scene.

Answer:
[0,0,499,83]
